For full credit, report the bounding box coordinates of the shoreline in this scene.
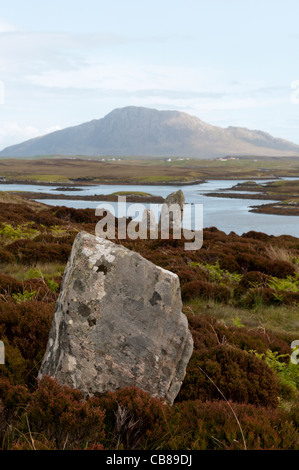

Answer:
[203,192,277,201]
[1,174,299,187]
[0,178,206,187]
[249,203,299,216]
[10,191,165,204]
[202,179,299,216]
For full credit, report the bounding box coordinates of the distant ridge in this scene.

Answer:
[1,106,299,158]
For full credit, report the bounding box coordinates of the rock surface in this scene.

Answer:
[38,231,193,404]
[159,189,185,231]
[165,189,185,213]
[141,208,157,232]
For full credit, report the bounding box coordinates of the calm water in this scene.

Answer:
[0,178,298,237]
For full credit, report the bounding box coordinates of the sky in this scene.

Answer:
[0,0,299,149]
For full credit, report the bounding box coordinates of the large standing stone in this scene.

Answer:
[38,231,193,404]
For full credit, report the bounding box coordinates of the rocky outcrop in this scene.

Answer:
[38,231,193,404]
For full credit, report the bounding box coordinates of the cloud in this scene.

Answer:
[26,63,220,92]
[24,54,288,114]
[0,18,18,33]
[45,125,62,133]
[0,122,39,145]
[0,29,136,79]
[0,122,62,148]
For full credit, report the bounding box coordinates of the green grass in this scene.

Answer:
[268,275,299,293]
[0,262,66,281]
[110,191,153,196]
[1,156,299,185]
[0,191,46,211]
[190,261,242,285]
[6,174,71,183]
[138,175,192,183]
[0,222,40,244]
[184,298,299,336]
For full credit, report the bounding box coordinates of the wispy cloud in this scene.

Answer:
[26,63,218,91]
[0,18,18,33]
[0,122,40,145]
[0,122,62,148]
[25,59,288,112]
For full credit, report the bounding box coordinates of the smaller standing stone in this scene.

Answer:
[141,209,157,232]
[159,189,185,231]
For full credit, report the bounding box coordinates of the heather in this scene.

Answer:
[0,202,298,450]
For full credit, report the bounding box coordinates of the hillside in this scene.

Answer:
[1,106,299,158]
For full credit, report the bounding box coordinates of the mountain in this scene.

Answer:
[1,106,299,158]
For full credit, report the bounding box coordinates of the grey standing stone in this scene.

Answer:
[159,189,185,231]
[38,231,193,404]
[141,209,157,232]
[165,189,185,210]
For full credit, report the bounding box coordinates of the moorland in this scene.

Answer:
[1,156,299,185]
[0,194,298,450]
